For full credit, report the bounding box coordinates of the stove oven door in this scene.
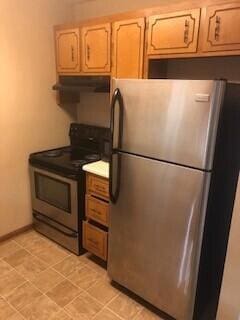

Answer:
[30,166,78,231]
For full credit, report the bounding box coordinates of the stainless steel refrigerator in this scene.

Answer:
[108,79,226,320]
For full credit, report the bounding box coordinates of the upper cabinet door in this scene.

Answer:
[81,23,111,73]
[112,18,145,78]
[55,28,80,74]
[203,3,240,53]
[147,9,201,55]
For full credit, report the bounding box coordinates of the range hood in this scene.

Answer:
[53,75,110,104]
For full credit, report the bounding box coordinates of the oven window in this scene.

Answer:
[35,173,71,213]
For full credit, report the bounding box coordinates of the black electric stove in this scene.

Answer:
[29,123,110,178]
[29,123,110,255]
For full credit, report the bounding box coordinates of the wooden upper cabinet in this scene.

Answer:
[203,3,240,53]
[147,8,201,55]
[112,18,145,78]
[81,23,111,73]
[55,28,80,73]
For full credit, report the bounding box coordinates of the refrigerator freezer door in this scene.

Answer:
[112,79,225,170]
[108,153,210,320]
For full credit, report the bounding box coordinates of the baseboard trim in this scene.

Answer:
[0,224,33,243]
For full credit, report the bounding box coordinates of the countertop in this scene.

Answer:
[82,160,109,179]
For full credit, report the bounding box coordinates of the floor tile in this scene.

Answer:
[53,255,85,277]
[0,297,16,319]
[8,313,25,320]
[25,238,52,256]
[94,308,122,320]
[108,294,143,320]
[0,259,14,277]
[87,279,119,305]
[7,282,42,311]
[13,230,43,248]
[134,308,163,320]
[46,279,80,307]
[50,309,73,320]
[31,268,64,293]
[4,249,31,267]
[0,270,26,298]
[64,292,102,320]
[0,241,21,259]
[15,255,47,281]
[20,295,60,320]
[34,245,69,266]
[84,254,107,276]
[68,265,102,290]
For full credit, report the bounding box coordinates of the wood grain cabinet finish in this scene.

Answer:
[112,18,145,78]
[147,9,201,55]
[83,221,108,260]
[81,23,111,73]
[86,194,109,227]
[203,3,240,53]
[87,173,109,200]
[55,28,80,73]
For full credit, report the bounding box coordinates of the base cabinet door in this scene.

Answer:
[147,8,200,55]
[203,3,240,53]
[112,18,145,78]
[55,28,80,73]
[81,23,111,73]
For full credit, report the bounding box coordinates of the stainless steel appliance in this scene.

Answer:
[29,123,110,255]
[108,79,240,320]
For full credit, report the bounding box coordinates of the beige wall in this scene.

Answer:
[217,174,240,320]
[72,0,183,20]
[0,0,76,238]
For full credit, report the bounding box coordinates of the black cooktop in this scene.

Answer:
[29,123,110,177]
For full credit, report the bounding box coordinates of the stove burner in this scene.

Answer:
[84,154,100,161]
[71,160,86,168]
[44,150,62,157]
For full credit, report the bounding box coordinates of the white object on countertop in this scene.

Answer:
[82,160,109,179]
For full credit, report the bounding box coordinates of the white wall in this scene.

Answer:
[0,0,76,238]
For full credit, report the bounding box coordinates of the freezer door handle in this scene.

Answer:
[110,88,123,204]
[110,88,123,151]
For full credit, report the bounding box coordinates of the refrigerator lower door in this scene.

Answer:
[108,153,210,320]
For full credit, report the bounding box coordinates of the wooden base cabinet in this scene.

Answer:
[147,8,201,55]
[83,173,109,261]
[203,3,240,53]
[55,28,80,74]
[112,18,145,78]
[81,23,111,73]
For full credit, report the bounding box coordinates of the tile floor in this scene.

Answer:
[0,229,165,320]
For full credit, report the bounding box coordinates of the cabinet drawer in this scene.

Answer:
[86,195,109,226]
[87,174,109,199]
[83,221,108,260]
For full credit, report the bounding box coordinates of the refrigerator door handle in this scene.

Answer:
[109,88,123,204]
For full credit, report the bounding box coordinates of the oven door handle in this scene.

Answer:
[33,213,78,238]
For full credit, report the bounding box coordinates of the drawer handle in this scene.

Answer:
[95,185,106,193]
[91,208,101,215]
[88,237,99,247]
[215,15,221,41]
[184,20,190,44]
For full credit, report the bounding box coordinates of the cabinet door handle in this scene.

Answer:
[184,20,190,44]
[71,46,74,62]
[215,15,221,41]
[87,45,90,60]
